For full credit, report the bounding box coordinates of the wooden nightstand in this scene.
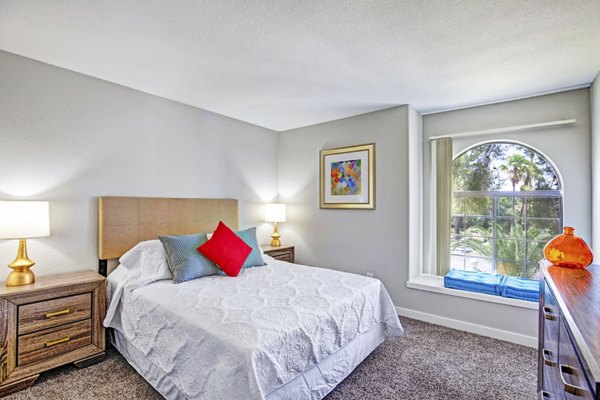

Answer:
[263,245,295,263]
[0,271,106,397]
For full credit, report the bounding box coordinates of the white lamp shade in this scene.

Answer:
[265,203,286,223]
[0,201,50,239]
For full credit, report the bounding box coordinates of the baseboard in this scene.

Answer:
[395,306,537,348]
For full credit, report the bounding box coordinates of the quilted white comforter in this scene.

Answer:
[105,258,402,400]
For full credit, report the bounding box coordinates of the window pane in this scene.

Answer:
[451,236,465,255]
[526,262,541,279]
[451,216,465,237]
[450,254,465,270]
[495,239,524,261]
[462,236,492,258]
[465,256,493,273]
[465,197,491,216]
[526,219,559,241]
[452,197,465,215]
[497,197,525,217]
[497,260,525,277]
[526,241,546,265]
[528,198,561,218]
[496,218,524,237]
[464,217,493,237]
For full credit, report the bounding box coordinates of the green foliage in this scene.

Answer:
[528,197,561,219]
[498,153,541,191]
[453,143,505,191]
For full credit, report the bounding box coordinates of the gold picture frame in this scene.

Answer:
[320,143,375,209]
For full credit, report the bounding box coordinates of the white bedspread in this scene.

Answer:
[105,258,402,400]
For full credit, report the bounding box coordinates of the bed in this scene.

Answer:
[99,196,403,400]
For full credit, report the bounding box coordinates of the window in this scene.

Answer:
[448,142,562,278]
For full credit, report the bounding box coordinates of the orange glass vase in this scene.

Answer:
[543,226,593,269]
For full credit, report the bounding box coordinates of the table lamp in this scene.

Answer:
[0,201,50,286]
[265,203,286,247]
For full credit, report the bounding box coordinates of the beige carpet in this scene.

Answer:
[5,317,537,400]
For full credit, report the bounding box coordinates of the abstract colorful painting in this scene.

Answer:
[331,159,361,195]
[320,143,375,209]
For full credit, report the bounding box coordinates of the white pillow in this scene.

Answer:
[119,239,172,280]
[105,240,172,328]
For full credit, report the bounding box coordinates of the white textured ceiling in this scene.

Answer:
[1,1,600,131]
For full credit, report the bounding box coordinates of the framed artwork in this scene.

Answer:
[320,143,375,209]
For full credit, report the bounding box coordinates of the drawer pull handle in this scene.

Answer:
[45,336,70,347]
[542,349,556,367]
[559,364,588,396]
[543,307,557,321]
[44,308,71,318]
[537,390,552,399]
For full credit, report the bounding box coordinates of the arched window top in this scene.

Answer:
[453,142,561,192]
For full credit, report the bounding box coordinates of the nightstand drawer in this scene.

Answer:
[263,245,295,263]
[17,319,92,366]
[270,252,293,262]
[18,293,92,335]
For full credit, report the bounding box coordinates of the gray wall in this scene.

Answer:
[279,89,591,340]
[0,51,279,281]
[278,106,409,304]
[592,73,600,253]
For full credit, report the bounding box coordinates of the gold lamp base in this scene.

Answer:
[270,222,281,247]
[6,239,36,287]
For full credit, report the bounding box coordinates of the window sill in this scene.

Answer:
[406,274,539,310]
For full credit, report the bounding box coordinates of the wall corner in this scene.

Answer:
[592,72,600,254]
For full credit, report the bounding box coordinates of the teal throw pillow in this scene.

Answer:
[237,227,267,268]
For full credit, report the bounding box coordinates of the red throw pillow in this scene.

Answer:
[197,221,252,277]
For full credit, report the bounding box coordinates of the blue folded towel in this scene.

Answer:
[500,276,540,302]
[444,269,505,296]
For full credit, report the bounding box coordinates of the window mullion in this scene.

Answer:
[524,197,528,278]
[462,199,466,271]
[492,197,497,274]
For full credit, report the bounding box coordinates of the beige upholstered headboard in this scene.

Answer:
[98,196,238,275]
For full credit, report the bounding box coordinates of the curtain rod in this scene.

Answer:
[429,119,576,141]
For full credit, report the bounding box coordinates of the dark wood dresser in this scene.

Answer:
[539,264,600,399]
